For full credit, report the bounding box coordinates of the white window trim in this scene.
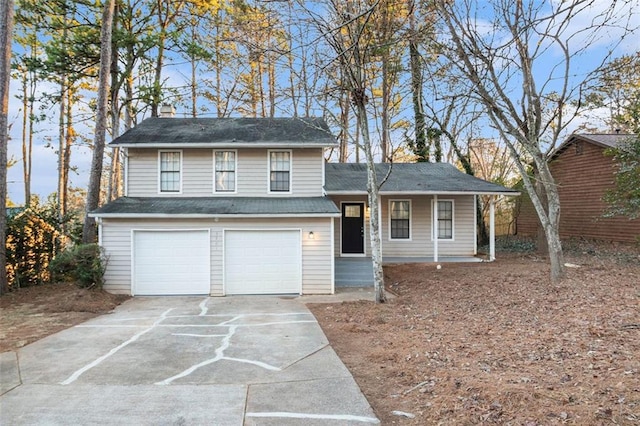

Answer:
[388,199,412,241]
[157,150,183,194]
[431,199,455,241]
[213,149,238,194]
[267,149,293,194]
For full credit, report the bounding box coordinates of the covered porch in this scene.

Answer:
[335,256,484,288]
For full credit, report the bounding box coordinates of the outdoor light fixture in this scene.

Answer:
[308,231,315,239]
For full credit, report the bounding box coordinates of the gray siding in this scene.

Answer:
[100,217,333,296]
[126,148,157,196]
[379,195,476,257]
[126,147,323,197]
[329,194,477,258]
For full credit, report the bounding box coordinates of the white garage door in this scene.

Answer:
[133,230,210,295]
[225,230,301,295]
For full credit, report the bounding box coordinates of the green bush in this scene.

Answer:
[49,244,107,289]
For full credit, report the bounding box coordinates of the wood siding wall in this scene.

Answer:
[100,217,333,295]
[516,141,640,243]
[330,194,476,257]
[126,147,324,197]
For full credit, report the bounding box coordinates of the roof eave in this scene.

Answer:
[325,190,520,196]
[111,142,338,149]
[90,212,341,219]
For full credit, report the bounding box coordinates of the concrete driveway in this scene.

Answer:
[0,296,379,425]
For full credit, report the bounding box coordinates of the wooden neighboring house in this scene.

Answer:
[516,133,640,243]
[91,116,517,296]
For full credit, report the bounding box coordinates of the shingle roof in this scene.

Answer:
[551,133,635,159]
[324,163,518,194]
[91,196,340,217]
[571,133,633,149]
[110,117,336,147]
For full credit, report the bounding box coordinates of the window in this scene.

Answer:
[345,205,361,218]
[436,200,453,240]
[159,151,181,193]
[390,200,410,239]
[214,151,236,192]
[269,151,291,192]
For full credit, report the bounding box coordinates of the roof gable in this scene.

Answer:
[324,163,518,195]
[110,117,337,148]
[551,133,634,160]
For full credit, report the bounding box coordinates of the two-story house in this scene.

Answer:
[91,116,517,296]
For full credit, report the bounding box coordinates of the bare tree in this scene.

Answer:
[0,0,15,294]
[306,0,386,303]
[82,0,115,243]
[434,0,637,282]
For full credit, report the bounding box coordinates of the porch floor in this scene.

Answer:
[335,256,484,287]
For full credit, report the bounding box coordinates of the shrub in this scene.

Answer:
[49,244,107,289]
[6,209,62,288]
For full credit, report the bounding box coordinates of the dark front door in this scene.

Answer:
[341,203,365,254]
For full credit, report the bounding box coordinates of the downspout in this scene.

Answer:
[123,147,129,197]
[96,217,103,246]
[330,216,335,294]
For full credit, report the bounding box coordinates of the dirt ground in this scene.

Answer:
[310,243,640,425]
[0,283,129,353]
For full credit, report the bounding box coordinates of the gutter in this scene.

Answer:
[89,212,341,219]
[325,190,521,196]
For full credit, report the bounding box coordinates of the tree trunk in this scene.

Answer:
[0,0,15,294]
[62,90,73,217]
[20,69,30,206]
[381,57,390,162]
[409,40,427,162]
[339,75,350,162]
[357,100,386,302]
[82,0,115,244]
[58,77,66,220]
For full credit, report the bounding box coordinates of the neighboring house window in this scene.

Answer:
[159,151,181,193]
[390,200,410,239]
[436,200,454,240]
[214,150,236,192]
[269,151,291,192]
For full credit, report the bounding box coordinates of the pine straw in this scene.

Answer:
[309,251,640,425]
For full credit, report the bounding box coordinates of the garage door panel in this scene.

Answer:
[224,230,301,295]
[133,230,210,295]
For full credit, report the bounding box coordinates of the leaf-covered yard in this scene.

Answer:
[310,245,640,425]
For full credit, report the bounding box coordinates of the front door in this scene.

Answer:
[341,202,365,255]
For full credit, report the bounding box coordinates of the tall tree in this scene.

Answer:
[13,0,47,207]
[82,0,115,243]
[434,0,637,282]
[584,52,640,132]
[0,0,15,294]
[310,0,387,303]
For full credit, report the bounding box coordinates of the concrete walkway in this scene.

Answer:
[0,296,379,425]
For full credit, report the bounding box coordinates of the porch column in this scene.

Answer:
[378,197,383,259]
[489,196,496,261]
[433,194,438,263]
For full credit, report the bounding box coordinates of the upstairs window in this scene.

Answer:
[390,200,411,239]
[436,200,454,240]
[214,150,236,192]
[159,151,181,193]
[269,151,291,192]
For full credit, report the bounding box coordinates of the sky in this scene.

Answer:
[5,0,640,206]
